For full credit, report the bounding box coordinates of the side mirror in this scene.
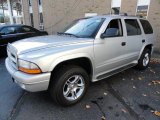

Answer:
[101,28,119,39]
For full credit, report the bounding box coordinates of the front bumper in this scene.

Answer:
[5,58,51,92]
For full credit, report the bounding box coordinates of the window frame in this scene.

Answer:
[38,0,44,30]
[38,0,42,5]
[28,0,32,6]
[30,13,34,27]
[136,0,151,18]
[111,0,122,14]
[124,19,142,36]
[28,0,34,27]
[103,18,124,38]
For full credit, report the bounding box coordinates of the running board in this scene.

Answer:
[96,63,136,80]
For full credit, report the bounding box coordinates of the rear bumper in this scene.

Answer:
[5,58,51,92]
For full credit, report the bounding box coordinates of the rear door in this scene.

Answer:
[123,18,144,63]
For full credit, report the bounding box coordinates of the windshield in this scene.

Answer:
[60,18,105,38]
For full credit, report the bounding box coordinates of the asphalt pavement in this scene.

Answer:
[0,55,160,120]
[0,57,23,120]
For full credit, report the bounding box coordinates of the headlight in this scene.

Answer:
[18,59,42,74]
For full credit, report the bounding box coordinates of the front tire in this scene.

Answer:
[136,49,151,70]
[49,65,89,106]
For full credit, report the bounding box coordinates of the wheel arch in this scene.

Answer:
[49,54,94,81]
[138,44,153,59]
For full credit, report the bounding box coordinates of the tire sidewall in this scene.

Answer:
[138,49,151,69]
[50,66,89,106]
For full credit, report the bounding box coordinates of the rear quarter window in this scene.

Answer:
[140,19,153,34]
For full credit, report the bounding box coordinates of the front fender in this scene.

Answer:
[48,53,94,72]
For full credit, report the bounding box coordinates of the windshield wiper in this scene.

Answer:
[57,32,79,38]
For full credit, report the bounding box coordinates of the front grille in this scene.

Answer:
[7,44,18,70]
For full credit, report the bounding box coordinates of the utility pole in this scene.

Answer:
[7,0,14,24]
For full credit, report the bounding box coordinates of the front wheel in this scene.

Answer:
[49,65,89,106]
[136,49,151,70]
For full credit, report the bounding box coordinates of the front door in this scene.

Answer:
[94,19,127,79]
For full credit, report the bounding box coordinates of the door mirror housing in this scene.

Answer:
[101,28,119,39]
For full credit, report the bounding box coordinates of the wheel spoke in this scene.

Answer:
[143,53,150,67]
[72,75,79,83]
[66,80,72,85]
[77,84,84,89]
[71,91,77,100]
[64,88,71,97]
[63,75,85,101]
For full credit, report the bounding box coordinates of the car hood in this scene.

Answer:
[11,35,93,55]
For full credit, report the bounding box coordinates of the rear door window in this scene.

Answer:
[20,26,37,33]
[125,19,141,36]
[140,19,153,34]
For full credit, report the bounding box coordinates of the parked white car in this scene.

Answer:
[5,15,155,106]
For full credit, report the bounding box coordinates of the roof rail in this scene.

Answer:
[119,13,128,16]
[109,13,128,16]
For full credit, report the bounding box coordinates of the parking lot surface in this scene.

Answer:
[0,55,160,120]
[0,58,23,120]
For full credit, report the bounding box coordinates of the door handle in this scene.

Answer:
[121,42,126,46]
[142,39,145,43]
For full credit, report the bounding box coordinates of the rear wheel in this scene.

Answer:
[49,65,89,106]
[136,49,151,70]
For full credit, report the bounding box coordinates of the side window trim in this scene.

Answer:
[118,19,123,36]
[103,18,124,38]
[124,18,142,36]
[140,19,153,34]
[137,19,145,35]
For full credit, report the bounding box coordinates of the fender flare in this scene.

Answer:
[48,53,94,72]
[138,44,153,59]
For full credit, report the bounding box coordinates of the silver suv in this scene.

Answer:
[5,15,155,106]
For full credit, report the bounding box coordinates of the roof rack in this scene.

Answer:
[119,13,128,16]
[102,13,145,19]
[109,13,128,16]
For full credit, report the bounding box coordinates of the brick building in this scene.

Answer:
[21,0,160,52]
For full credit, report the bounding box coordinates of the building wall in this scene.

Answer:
[32,0,39,29]
[121,0,137,15]
[22,0,160,52]
[148,0,160,52]
[22,0,30,26]
[42,0,111,34]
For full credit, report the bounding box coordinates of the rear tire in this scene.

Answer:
[136,49,151,70]
[49,65,89,106]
